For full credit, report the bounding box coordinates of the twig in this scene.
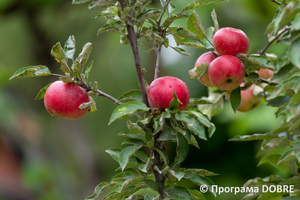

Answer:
[259,25,290,55]
[154,45,162,80]
[267,0,281,5]
[119,0,149,107]
[259,78,279,86]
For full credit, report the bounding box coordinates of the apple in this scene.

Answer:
[229,84,262,112]
[213,27,250,56]
[208,55,245,91]
[257,68,273,80]
[194,51,218,87]
[44,81,90,120]
[147,76,190,110]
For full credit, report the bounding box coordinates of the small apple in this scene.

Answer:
[44,81,90,119]
[213,27,250,56]
[147,76,190,110]
[194,51,218,87]
[230,84,262,112]
[208,55,245,91]
[257,68,273,80]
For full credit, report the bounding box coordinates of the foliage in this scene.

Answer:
[8,0,300,199]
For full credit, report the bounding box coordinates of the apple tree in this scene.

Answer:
[9,0,300,199]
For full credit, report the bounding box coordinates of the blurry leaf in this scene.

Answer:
[106,148,122,163]
[84,61,94,82]
[88,0,115,9]
[118,131,146,142]
[96,5,118,18]
[79,101,92,109]
[160,0,175,14]
[229,133,277,142]
[277,150,298,165]
[162,13,189,28]
[174,132,189,164]
[72,0,91,4]
[184,174,215,195]
[64,35,76,60]
[187,11,206,39]
[242,55,275,70]
[168,186,193,200]
[158,127,177,142]
[34,82,52,100]
[97,22,124,35]
[137,9,161,27]
[211,9,219,36]
[188,189,206,200]
[197,92,224,120]
[291,13,300,31]
[112,172,135,182]
[289,37,300,69]
[72,42,92,76]
[127,119,146,138]
[188,98,213,107]
[182,0,225,12]
[263,138,291,150]
[109,101,149,125]
[9,65,52,80]
[169,92,181,110]
[122,138,145,146]
[170,46,191,56]
[118,145,142,171]
[184,168,218,176]
[267,96,291,107]
[189,110,216,138]
[117,89,143,103]
[175,112,207,140]
[180,39,208,50]
[85,182,118,200]
[155,147,169,165]
[120,177,143,191]
[169,169,185,181]
[188,62,209,79]
[229,87,241,113]
[142,179,159,192]
[138,157,152,173]
[175,27,200,41]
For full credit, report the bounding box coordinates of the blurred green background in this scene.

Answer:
[0,0,288,199]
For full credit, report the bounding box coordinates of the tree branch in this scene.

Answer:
[259,25,290,55]
[267,0,281,5]
[154,45,162,80]
[119,0,149,107]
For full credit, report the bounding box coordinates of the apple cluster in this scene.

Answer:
[194,27,273,112]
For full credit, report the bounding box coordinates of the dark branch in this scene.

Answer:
[259,25,290,55]
[259,77,279,86]
[267,0,281,5]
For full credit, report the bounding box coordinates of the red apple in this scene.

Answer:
[44,81,90,119]
[194,52,218,87]
[147,76,190,110]
[213,27,250,56]
[229,84,262,112]
[257,68,273,80]
[208,55,245,91]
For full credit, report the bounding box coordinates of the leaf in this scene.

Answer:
[168,186,193,200]
[188,62,209,80]
[108,101,149,125]
[64,35,76,60]
[289,37,300,69]
[184,174,215,195]
[72,0,91,4]
[229,87,241,113]
[229,133,277,142]
[118,131,146,143]
[50,42,71,73]
[142,179,159,192]
[267,96,291,107]
[211,9,219,36]
[72,42,92,76]
[127,119,146,138]
[241,55,275,70]
[174,132,189,164]
[189,109,216,138]
[9,65,52,80]
[197,92,224,120]
[182,0,225,12]
[183,168,218,176]
[188,98,213,107]
[155,147,169,165]
[118,145,142,171]
[170,46,191,56]
[188,189,207,200]
[162,13,189,28]
[116,89,143,103]
[175,27,200,41]
[34,82,53,100]
[187,11,206,39]
[105,148,122,162]
[85,182,118,200]
[180,39,208,50]
[262,138,291,150]
[137,9,162,27]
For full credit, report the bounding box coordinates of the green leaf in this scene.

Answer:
[175,27,200,41]
[170,46,191,56]
[50,42,71,73]
[162,13,189,28]
[183,168,218,176]
[188,62,209,80]
[118,145,142,171]
[127,119,146,138]
[169,169,185,181]
[174,132,189,164]
[229,133,277,142]
[108,101,149,125]
[180,39,208,50]
[72,0,91,4]
[88,0,115,9]
[229,87,241,113]
[142,179,159,192]
[187,11,206,39]
[117,89,143,103]
[182,0,225,12]
[168,186,193,200]
[267,96,291,107]
[188,98,213,108]
[169,92,181,110]
[184,174,215,195]
[155,147,169,165]
[197,92,224,120]
[211,9,219,36]
[118,131,146,143]
[64,35,76,60]
[9,65,52,80]
[112,172,135,182]
[289,37,300,69]
[241,55,275,70]
[85,182,118,200]
[84,61,94,82]
[105,147,122,162]
[188,189,207,200]
[34,82,53,100]
[189,109,216,138]
[72,42,92,76]
[175,112,207,140]
[262,138,291,150]
[137,9,162,27]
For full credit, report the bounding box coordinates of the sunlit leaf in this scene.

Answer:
[116,89,143,103]
[85,182,118,200]
[118,145,142,171]
[64,35,76,60]
[9,65,52,80]
[182,0,225,12]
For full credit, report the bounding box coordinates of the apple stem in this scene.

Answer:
[259,25,290,55]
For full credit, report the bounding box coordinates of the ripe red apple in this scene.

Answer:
[213,27,250,56]
[229,84,262,112]
[147,76,190,110]
[208,55,245,91]
[257,68,273,80]
[44,81,90,120]
[194,51,218,87]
